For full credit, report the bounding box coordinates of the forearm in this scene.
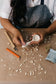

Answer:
[0,17,17,34]
[46,20,56,34]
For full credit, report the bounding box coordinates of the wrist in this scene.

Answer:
[45,28,50,34]
[46,21,56,34]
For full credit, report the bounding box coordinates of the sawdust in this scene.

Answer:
[5,45,47,79]
[0,29,56,82]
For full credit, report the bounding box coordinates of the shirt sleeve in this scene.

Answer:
[0,0,12,19]
[53,0,56,22]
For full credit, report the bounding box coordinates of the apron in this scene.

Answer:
[15,0,53,29]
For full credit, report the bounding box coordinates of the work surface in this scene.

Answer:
[0,28,56,83]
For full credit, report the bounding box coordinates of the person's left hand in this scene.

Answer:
[30,28,48,45]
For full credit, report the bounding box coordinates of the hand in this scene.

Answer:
[12,29,25,46]
[30,28,48,45]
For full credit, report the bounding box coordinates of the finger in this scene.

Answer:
[40,34,44,42]
[19,36,25,45]
[13,37,21,46]
[32,33,37,36]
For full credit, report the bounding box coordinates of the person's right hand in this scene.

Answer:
[12,29,25,46]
